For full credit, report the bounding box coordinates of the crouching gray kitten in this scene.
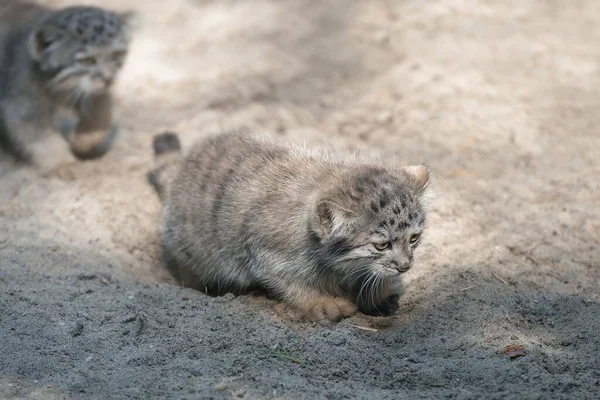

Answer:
[149,132,434,322]
[0,1,133,163]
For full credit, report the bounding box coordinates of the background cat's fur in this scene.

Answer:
[149,132,432,321]
[0,1,132,163]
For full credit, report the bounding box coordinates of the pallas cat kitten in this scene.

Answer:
[0,1,133,162]
[149,132,433,321]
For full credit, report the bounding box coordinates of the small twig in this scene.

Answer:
[492,273,508,285]
[573,259,596,268]
[545,272,565,282]
[525,255,539,265]
[448,342,464,352]
[459,285,475,292]
[505,245,539,265]
[350,324,379,333]
[522,242,548,254]
[136,314,146,336]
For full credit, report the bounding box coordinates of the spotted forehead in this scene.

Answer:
[349,167,425,229]
[49,7,125,46]
[369,188,424,231]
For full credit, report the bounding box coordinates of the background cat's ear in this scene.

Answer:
[118,10,140,40]
[28,24,69,61]
[312,198,355,239]
[403,164,435,204]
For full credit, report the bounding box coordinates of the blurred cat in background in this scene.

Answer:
[0,1,133,163]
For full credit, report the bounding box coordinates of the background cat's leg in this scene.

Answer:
[0,127,32,162]
[67,93,118,160]
[278,282,356,322]
[0,103,40,163]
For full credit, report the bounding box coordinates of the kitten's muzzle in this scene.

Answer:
[92,70,114,87]
[390,260,410,273]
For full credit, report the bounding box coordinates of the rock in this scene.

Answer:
[70,322,84,337]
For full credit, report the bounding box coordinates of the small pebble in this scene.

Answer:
[223,293,235,301]
[123,315,137,323]
[70,322,84,337]
[331,337,346,346]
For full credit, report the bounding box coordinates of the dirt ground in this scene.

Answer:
[1,0,599,398]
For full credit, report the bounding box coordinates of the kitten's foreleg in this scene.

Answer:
[279,282,356,322]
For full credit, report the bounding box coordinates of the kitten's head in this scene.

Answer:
[311,164,433,280]
[28,6,134,97]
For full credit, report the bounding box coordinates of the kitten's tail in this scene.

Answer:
[147,132,182,202]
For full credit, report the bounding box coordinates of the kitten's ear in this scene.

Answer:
[312,198,355,239]
[28,24,69,61]
[403,164,434,203]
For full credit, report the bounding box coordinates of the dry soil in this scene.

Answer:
[1,0,599,399]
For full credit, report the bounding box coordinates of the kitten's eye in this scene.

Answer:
[373,242,391,251]
[409,233,421,245]
[78,57,96,66]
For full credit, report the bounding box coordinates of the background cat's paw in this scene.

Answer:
[305,298,355,322]
[69,124,118,160]
[57,117,77,140]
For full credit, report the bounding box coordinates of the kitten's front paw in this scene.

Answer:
[305,298,355,322]
[359,294,400,316]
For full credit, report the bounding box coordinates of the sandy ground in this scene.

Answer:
[1,0,599,398]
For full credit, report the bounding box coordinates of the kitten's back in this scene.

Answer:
[155,133,341,291]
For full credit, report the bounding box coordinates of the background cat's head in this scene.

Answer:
[311,164,433,283]
[28,6,134,99]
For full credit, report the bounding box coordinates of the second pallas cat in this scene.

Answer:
[0,1,133,162]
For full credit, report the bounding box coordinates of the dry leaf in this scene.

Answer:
[498,344,526,358]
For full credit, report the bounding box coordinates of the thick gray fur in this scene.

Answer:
[149,132,433,321]
[0,1,132,162]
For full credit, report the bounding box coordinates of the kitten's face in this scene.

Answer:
[342,194,426,278]
[314,166,431,282]
[28,6,132,98]
[59,46,127,94]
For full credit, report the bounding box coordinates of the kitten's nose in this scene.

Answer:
[95,68,113,85]
[390,260,410,273]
